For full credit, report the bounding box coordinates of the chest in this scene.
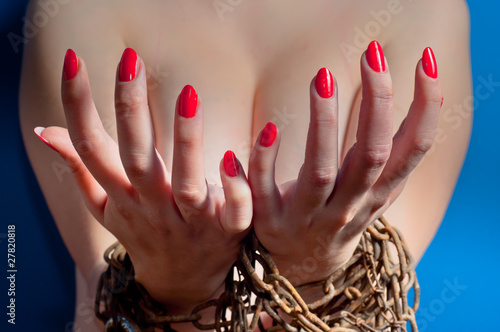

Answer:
[129,1,362,123]
[82,0,374,182]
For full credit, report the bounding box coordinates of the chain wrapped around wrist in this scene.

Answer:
[95,216,420,331]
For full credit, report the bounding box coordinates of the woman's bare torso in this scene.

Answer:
[66,0,376,185]
[20,0,471,330]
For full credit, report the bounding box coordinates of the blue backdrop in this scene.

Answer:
[1,1,498,331]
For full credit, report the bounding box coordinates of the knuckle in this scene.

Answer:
[378,168,400,185]
[173,186,205,207]
[72,137,96,159]
[361,148,391,170]
[336,207,357,227]
[107,195,136,222]
[308,167,337,187]
[249,157,268,175]
[369,86,394,103]
[226,205,252,232]
[249,150,272,176]
[62,86,86,108]
[370,195,390,212]
[227,190,251,208]
[63,154,84,176]
[314,112,337,128]
[115,87,147,119]
[124,157,151,180]
[251,184,273,201]
[411,138,434,156]
[113,201,134,221]
[175,134,200,150]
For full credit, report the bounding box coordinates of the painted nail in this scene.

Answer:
[34,127,59,153]
[223,150,239,177]
[178,85,198,118]
[260,122,277,147]
[422,47,437,79]
[441,97,444,107]
[119,48,138,82]
[63,49,78,80]
[315,67,334,98]
[366,40,385,73]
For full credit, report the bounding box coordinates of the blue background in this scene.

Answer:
[1,1,498,331]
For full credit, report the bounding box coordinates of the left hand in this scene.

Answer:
[247,41,442,285]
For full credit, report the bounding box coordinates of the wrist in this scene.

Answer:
[134,273,224,315]
[275,239,359,286]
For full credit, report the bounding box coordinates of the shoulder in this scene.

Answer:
[390,0,470,41]
[22,0,125,61]
[20,0,127,128]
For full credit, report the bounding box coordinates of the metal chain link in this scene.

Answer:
[95,217,419,331]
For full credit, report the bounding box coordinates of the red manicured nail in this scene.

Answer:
[223,150,239,177]
[422,47,437,79]
[34,127,59,153]
[119,48,138,82]
[260,122,277,147]
[441,97,444,107]
[366,40,385,72]
[63,49,78,80]
[178,85,198,118]
[315,67,334,98]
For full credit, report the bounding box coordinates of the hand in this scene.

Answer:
[36,48,253,313]
[248,41,442,285]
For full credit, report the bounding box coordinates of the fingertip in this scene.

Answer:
[414,57,442,104]
[365,40,386,73]
[61,53,92,106]
[314,67,334,99]
[34,126,59,153]
[248,123,280,203]
[33,126,45,136]
[259,122,278,147]
[223,150,239,178]
[63,49,79,81]
[178,85,199,118]
[219,151,252,234]
[422,47,438,79]
[119,48,138,82]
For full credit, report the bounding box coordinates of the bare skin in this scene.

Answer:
[19,0,471,331]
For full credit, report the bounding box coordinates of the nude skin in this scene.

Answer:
[19,1,471,331]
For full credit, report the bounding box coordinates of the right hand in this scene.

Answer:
[36,48,253,313]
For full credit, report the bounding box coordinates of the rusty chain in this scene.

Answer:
[95,216,420,331]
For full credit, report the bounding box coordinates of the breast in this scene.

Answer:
[125,1,361,185]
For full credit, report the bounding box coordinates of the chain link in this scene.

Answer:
[95,217,419,331]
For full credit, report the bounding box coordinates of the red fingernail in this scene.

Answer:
[119,48,138,82]
[315,67,334,98]
[34,127,59,153]
[366,40,385,73]
[422,47,437,79]
[260,122,277,147]
[223,150,239,177]
[63,49,78,80]
[441,97,444,107]
[178,85,198,118]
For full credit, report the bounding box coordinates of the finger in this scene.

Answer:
[34,126,106,221]
[248,122,281,224]
[115,48,168,197]
[330,41,393,220]
[171,85,209,217]
[61,49,130,198]
[219,151,252,234]
[295,67,338,209]
[373,47,442,198]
